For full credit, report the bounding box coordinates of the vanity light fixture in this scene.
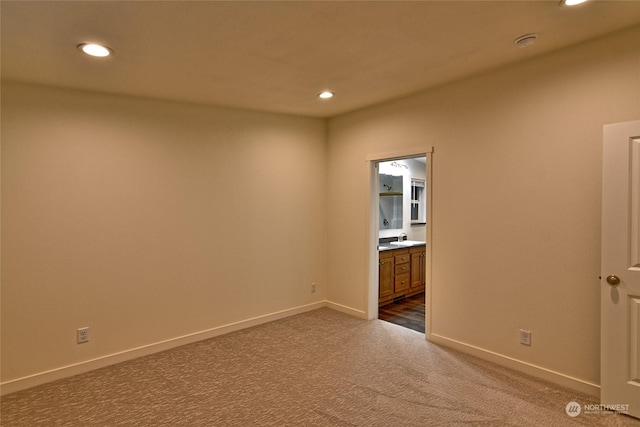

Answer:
[318,91,334,99]
[561,0,588,6]
[77,43,112,57]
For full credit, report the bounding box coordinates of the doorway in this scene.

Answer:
[367,151,432,336]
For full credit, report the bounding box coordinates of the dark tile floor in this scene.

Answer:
[378,292,425,333]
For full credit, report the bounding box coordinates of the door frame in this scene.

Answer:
[366,147,434,339]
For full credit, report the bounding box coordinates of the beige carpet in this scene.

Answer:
[1,308,638,426]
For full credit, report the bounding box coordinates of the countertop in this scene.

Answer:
[378,240,426,251]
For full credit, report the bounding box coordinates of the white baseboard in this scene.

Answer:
[429,333,600,398]
[1,301,327,396]
[325,300,367,319]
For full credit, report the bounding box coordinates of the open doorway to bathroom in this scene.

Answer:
[373,155,429,334]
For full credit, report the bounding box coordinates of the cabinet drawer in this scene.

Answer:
[394,263,410,275]
[395,273,410,292]
[394,253,410,264]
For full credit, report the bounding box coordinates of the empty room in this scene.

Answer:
[2,1,640,425]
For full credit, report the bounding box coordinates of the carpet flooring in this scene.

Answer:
[1,308,637,426]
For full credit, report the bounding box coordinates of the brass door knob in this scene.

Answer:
[606,275,621,286]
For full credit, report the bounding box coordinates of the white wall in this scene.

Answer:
[326,25,640,394]
[1,82,327,389]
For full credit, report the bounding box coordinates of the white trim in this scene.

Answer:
[325,300,367,319]
[1,301,327,395]
[365,146,433,162]
[424,154,433,341]
[367,162,380,320]
[429,333,600,397]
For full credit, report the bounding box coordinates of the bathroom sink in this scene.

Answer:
[389,240,426,247]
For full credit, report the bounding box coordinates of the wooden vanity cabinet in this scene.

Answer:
[379,245,426,306]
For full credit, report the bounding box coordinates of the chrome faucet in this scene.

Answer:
[398,232,407,242]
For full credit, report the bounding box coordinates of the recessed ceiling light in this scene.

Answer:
[78,43,112,57]
[561,0,588,6]
[318,91,334,99]
[514,34,537,48]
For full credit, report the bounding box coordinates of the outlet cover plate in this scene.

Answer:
[77,327,90,344]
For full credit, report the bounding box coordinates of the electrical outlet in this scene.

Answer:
[311,282,317,293]
[77,327,90,344]
[520,329,531,346]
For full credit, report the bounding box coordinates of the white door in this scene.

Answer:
[602,120,640,417]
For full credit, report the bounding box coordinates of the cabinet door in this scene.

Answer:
[410,249,425,289]
[379,255,394,299]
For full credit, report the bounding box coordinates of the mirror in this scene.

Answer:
[379,173,403,230]
[378,157,427,232]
